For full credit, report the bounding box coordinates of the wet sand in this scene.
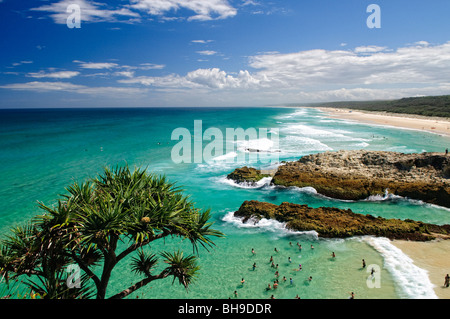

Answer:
[316,107,450,138]
[392,240,450,299]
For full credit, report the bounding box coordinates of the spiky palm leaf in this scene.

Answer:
[160,250,200,289]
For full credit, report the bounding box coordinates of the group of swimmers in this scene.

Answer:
[234,242,323,299]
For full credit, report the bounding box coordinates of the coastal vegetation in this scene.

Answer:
[0,166,223,299]
[294,95,450,118]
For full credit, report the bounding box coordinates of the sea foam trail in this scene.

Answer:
[217,176,273,189]
[221,211,319,239]
[364,237,438,299]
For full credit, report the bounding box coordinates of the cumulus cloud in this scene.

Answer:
[248,42,450,87]
[119,68,264,90]
[116,41,450,104]
[129,0,237,21]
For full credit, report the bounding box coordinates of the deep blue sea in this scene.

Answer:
[1,106,449,299]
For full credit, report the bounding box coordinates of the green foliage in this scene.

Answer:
[301,95,450,118]
[0,165,223,299]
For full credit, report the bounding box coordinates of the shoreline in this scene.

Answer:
[392,239,450,299]
[314,107,450,138]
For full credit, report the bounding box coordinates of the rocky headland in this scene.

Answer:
[234,200,450,241]
[227,150,450,208]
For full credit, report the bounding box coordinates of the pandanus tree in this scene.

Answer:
[0,166,223,299]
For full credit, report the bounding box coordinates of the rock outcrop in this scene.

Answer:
[234,200,450,241]
[226,166,271,184]
[228,150,450,207]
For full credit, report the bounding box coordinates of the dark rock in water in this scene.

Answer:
[226,166,271,184]
[271,150,450,208]
[234,200,450,241]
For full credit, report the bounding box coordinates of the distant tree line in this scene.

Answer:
[291,95,450,118]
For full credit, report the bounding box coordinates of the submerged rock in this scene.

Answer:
[234,200,450,241]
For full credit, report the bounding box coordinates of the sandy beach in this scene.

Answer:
[316,107,450,138]
[392,240,450,299]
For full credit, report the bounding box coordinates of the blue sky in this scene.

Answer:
[0,0,450,108]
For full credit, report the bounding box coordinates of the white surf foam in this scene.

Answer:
[237,137,276,152]
[217,176,273,189]
[211,151,238,161]
[364,237,438,299]
[221,211,319,239]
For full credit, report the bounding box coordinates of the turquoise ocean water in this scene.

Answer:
[1,106,449,299]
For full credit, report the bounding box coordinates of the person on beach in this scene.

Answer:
[252,262,256,271]
[290,278,293,285]
[331,252,336,258]
[362,259,366,268]
[269,256,273,263]
[251,248,255,255]
[445,274,450,288]
[241,278,245,285]
[273,281,278,289]
[274,247,279,253]
[266,283,272,291]
[446,148,449,155]
[288,257,292,263]
[311,244,314,250]
[349,292,355,299]
[234,290,238,298]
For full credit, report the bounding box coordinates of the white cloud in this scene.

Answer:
[354,45,388,54]
[119,68,264,90]
[118,41,450,105]
[191,40,214,44]
[129,0,237,21]
[74,61,119,69]
[138,63,165,70]
[0,81,146,96]
[114,71,135,78]
[196,50,217,56]
[11,61,33,67]
[32,0,238,24]
[31,0,140,24]
[248,42,450,87]
[27,71,80,79]
[4,41,450,106]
